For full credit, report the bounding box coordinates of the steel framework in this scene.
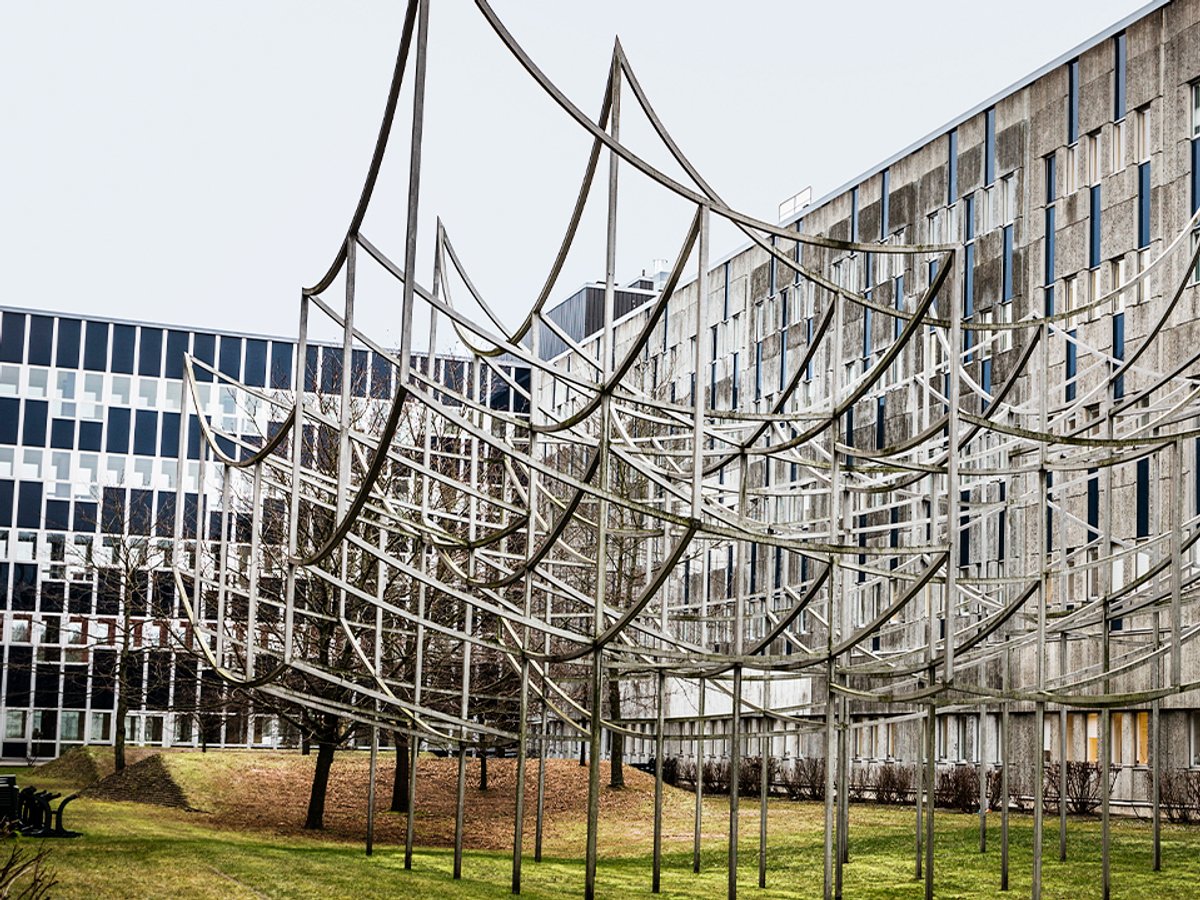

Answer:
[171,3,1200,898]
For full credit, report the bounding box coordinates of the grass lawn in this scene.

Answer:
[6,759,1200,898]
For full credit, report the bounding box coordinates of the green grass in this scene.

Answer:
[7,762,1200,898]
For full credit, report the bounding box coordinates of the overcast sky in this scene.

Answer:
[1,1,1148,350]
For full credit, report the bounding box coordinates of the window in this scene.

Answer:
[1134,107,1150,161]
[984,107,996,186]
[948,129,958,203]
[1065,275,1079,314]
[1192,83,1200,138]
[1066,329,1078,402]
[1085,132,1101,186]
[1114,33,1127,120]
[1135,711,1150,766]
[1112,119,1126,172]
[1069,59,1080,144]
[1066,144,1079,194]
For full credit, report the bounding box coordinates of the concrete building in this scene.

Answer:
[539,0,1200,807]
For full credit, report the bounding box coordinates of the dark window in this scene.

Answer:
[981,359,992,411]
[1089,185,1102,268]
[370,351,391,399]
[44,500,69,532]
[1114,33,1127,121]
[850,187,859,242]
[106,407,130,454]
[1002,224,1014,302]
[1087,468,1100,542]
[101,487,125,534]
[244,339,267,388]
[83,321,109,371]
[270,341,292,389]
[351,348,368,398]
[111,323,135,374]
[160,412,180,459]
[875,396,886,449]
[0,398,18,444]
[947,129,958,203]
[69,582,92,614]
[138,327,163,377]
[321,346,341,393]
[50,418,75,450]
[27,316,52,366]
[0,479,12,527]
[56,317,81,368]
[1066,330,1077,402]
[17,481,42,528]
[1139,162,1152,248]
[165,330,189,379]
[0,312,24,363]
[305,346,319,392]
[963,244,975,319]
[984,107,996,186]
[187,415,202,461]
[1045,207,1056,285]
[881,168,890,238]
[22,400,47,446]
[192,333,216,382]
[1136,458,1150,538]
[129,489,152,536]
[78,420,102,452]
[155,493,174,538]
[133,410,157,456]
[1113,312,1125,399]
[219,335,242,380]
[1045,154,1056,204]
[73,501,97,532]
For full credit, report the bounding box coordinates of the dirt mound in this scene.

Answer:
[85,753,193,810]
[34,746,157,787]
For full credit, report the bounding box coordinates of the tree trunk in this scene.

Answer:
[114,648,129,772]
[305,714,338,830]
[608,677,624,788]
[479,741,489,791]
[391,732,410,812]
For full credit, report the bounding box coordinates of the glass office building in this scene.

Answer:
[0,304,528,760]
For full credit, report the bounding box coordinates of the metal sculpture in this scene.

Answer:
[171,2,1200,898]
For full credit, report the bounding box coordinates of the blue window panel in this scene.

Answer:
[1136,457,1150,538]
[0,480,12,527]
[881,168,890,238]
[27,316,52,366]
[216,434,235,459]
[165,330,189,379]
[155,494,174,538]
[78,420,102,452]
[984,107,996,186]
[964,194,975,242]
[513,367,530,415]
[778,333,788,392]
[219,335,242,380]
[959,489,971,568]
[0,312,24,363]
[270,341,293,390]
[129,489,153,536]
[192,333,216,382]
[981,359,992,411]
[1066,330,1077,402]
[731,352,740,409]
[183,493,199,539]
[17,481,42,528]
[875,396,886,449]
[160,412,180,459]
[133,410,158,456]
[101,487,125,534]
[1044,285,1055,317]
[963,244,975,319]
[1113,312,1125,399]
[1087,468,1100,542]
[56,318,80,368]
[83,320,109,371]
[1044,207,1056,285]
[187,415,201,461]
[1068,59,1080,144]
[769,236,777,295]
[929,260,940,320]
[321,346,342,393]
[50,419,75,450]
[305,346,319,392]
[754,340,763,401]
[804,318,813,379]
[0,398,18,444]
[244,339,267,388]
[1114,33,1127,120]
[850,187,859,242]
[138,328,163,377]
[351,348,368,398]
[845,406,854,467]
[948,129,958,203]
[998,484,1007,561]
[1089,185,1102,269]
[44,500,69,532]
[1045,154,1056,204]
[370,351,392,399]
[723,262,731,318]
[73,500,97,532]
[111,324,135,374]
[1002,224,1014,302]
[863,305,872,359]
[1139,162,1152,248]
[894,275,905,340]
[22,400,47,447]
[106,407,130,454]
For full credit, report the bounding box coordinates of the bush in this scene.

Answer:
[661,755,679,787]
[875,763,915,805]
[737,756,779,797]
[1,824,57,899]
[779,757,826,801]
[987,766,1030,812]
[1152,769,1200,824]
[848,765,874,803]
[675,759,698,789]
[936,765,980,813]
[1042,761,1116,815]
[702,758,731,795]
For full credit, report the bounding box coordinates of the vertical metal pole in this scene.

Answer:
[404,569,425,869]
[1001,640,1010,891]
[824,285,845,900]
[1152,610,1161,871]
[978,703,987,853]
[246,463,263,679]
[694,678,706,874]
[653,669,666,893]
[283,293,309,664]
[367,725,378,856]
[584,55,622,900]
[1033,318,1050,900]
[1059,634,1067,862]
[729,451,749,900]
[759,726,769,889]
[924,686,935,900]
[454,603,473,880]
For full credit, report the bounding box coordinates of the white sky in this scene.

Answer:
[0,1,1148,350]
